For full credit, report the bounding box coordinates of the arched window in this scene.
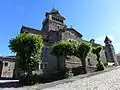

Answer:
[61,20,63,23]
[52,16,54,20]
[4,62,8,67]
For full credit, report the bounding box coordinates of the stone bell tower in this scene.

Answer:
[104,36,119,66]
[42,8,66,31]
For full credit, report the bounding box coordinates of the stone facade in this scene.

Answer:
[104,36,119,66]
[42,8,66,31]
[0,56,16,78]
[116,53,120,65]
[19,8,118,74]
[0,8,118,79]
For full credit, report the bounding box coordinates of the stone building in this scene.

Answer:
[0,56,16,78]
[20,8,118,74]
[104,36,119,66]
[0,8,118,79]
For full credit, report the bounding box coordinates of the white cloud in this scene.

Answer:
[114,43,120,54]
[95,35,114,45]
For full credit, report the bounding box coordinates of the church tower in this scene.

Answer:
[104,36,119,66]
[42,8,66,31]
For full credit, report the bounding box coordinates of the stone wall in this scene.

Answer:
[61,30,82,42]
[117,55,120,65]
[41,29,107,73]
[41,46,58,72]
[86,49,107,67]
[0,56,16,78]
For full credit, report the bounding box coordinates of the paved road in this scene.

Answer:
[1,67,120,90]
[43,67,120,90]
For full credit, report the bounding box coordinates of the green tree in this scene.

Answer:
[51,41,74,70]
[92,46,104,71]
[75,42,91,74]
[92,46,102,65]
[9,32,44,74]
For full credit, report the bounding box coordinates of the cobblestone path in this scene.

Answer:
[1,67,120,90]
[43,67,120,90]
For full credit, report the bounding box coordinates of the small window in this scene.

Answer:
[44,64,47,70]
[4,62,8,67]
[88,58,92,66]
[41,63,48,70]
[0,61,2,64]
[8,67,10,71]
[41,64,43,69]
[52,16,54,20]
[60,20,62,23]
[58,26,59,29]
[55,18,57,21]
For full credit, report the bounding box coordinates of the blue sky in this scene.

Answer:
[0,0,120,56]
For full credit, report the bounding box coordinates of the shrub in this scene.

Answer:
[103,62,108,67]
[19,72,41,85]
[64,68,73,78]
[96,62,104,71]
[60,68,74,78]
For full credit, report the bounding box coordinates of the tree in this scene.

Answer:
[9,32,44,74]
[92,46,102,64]
[75,42,91,74]
[51,41,75,70]
[92,46,104,71]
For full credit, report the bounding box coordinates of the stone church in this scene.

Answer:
[0,8,119,78]
[20,8,119,73]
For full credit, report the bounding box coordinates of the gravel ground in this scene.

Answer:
[43,67,120,90]
[1,67,120,90]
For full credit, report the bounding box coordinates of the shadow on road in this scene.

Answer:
[0,82,24,88]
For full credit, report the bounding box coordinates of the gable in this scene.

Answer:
[20,26,48,35]
[66,28,83,38]
[61,28,82,42]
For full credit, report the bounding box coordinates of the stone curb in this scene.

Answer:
[35,66,120,90]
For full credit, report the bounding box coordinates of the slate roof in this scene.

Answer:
[104,36,112,43]
[0,56,16,61]
[20,26,48,35]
